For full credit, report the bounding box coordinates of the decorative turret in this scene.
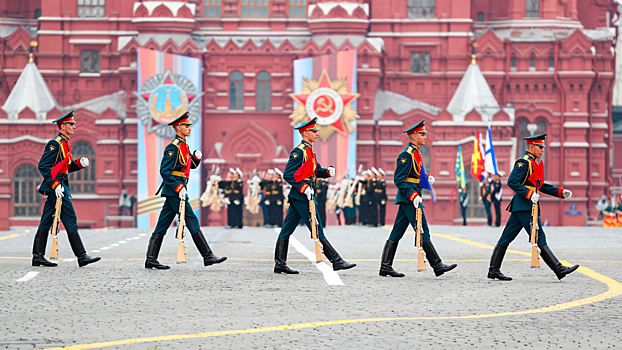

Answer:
[308,0,369,37]
[2,61,58,120]
[132,1,196,34]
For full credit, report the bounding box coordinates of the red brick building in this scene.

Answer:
[0,0,617,229]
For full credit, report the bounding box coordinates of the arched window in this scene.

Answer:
[69,141,96,194]
[407,0,435,19]
[13,164,41,217]
[256,71,271,112]
[526,0,539,18]
[517,120,529,156]
[229,71,244,110]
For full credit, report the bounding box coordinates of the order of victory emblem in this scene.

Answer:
[134,70,203,137]
[289,70,360,141]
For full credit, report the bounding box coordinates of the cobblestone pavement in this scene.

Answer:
[1,224,621,349]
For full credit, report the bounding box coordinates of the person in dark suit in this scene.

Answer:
[491,173,503,227]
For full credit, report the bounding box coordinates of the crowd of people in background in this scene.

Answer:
[597,193,622,227]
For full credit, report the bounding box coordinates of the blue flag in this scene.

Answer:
[420,164,431,191]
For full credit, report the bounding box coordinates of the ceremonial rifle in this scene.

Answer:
[177,197,187,264]
[530,180,541,268]
[416,206,426,271]
[309,195,324,263]
[50,197,62,260]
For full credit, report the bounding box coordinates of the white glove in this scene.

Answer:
[381,200,386,205]
[304,186,314,200]
[531,192,540,204]
[562,189,572,199]
[234,200,240,205]
[179,187,187,200]
[427,175,435,185]
[215,175,221,182]
[328,166,336,177]
[264,200,270,206]
[80,157,89,168]
[54,184,65,199]
[210,175,217,181]
[193,150,202,159]
[277,200,282,205]
[412,195,423,208]
[223,198,231,205]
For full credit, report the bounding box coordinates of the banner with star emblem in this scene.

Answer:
[135,48,202,228]
[290,51,359,179]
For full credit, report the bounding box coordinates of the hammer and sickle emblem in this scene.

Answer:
[315,96,334,114]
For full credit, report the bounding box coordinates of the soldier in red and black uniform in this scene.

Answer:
[488,134,579,281]
[145,112,226,269]
[33,111,100,267]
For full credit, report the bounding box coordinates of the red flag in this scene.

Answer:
[527,160,544,190]
[293,148,316,182]
[470,134,485,180]
[50,157,69,181]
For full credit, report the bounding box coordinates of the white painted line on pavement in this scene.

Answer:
[110,244,119,247]
[91,250,100,253]
[277,229,344,286]
[132,237,140,240]
[16,271,39,282]
[63,258,76,262]
[119,241,126,244]
[139,233,146,237]
[100,247,111,250]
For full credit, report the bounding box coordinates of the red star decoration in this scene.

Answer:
[290,70,359,133]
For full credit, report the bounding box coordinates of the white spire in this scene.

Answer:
[446,59,500,122]
[2,62,58,120]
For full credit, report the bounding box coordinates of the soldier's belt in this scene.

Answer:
[404,177,420,184]
[171,171,187,178]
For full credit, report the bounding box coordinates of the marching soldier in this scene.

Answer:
[376,168,388,227]
[272,168,285,228]
[33,111,100,267]
[488,134,579,281]
[315,178,329,227]
[274,118,356,274]
[359,171,371,226]
[145,112,226,269]
[221,168,244,229]
[379,120,457,278]
[369,167,380,227]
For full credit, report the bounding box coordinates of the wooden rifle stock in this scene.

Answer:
[530,180,541,268]
[177,198,186,264]
[416,207,426,271]
[309,198,324,263]
[50,196,62,260]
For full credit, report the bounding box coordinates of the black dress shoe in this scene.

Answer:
[145,260,170,269]
[77,254,101,267]
[379,268,405,277]
[433,263,457,277]
[204,255,227,266]
[488,267,512,281]
[274,265,299,274]
[32,255,58,267]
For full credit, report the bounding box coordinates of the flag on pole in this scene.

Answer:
[484,123,499,176]
[470,133,485,181]
[455,146,467,189]
[420,164,436,203]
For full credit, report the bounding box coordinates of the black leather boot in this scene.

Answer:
[379,240,404,277]
[422,240,457,277]
[191,231,227,266]
[274,238,299,274]
[540,245,580,280]
[488,244,512,281]
[67,231,101,267]
[321,239,356,271]
[145,233,170,269]
[32,229,57,267]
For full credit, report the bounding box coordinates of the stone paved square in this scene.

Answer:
[1,225,621,349]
